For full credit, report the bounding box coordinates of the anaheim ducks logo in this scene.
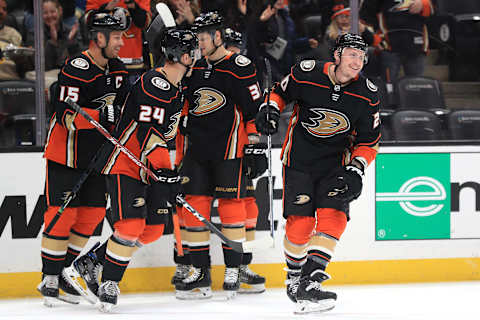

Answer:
[301,108,350,138]
[190,87,226,116]
[92,93,117,110]
[164,112,181,141]
[389,0,414,12]
[294,194,311,205]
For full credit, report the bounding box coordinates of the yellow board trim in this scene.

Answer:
[3,257,480,299]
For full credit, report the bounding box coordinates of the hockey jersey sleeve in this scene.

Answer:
[229,55,263,123]
[134,74,182,170]
[55,60,100,131]
[350,82,381,166]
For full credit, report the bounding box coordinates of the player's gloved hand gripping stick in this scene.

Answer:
[65,97,273,253]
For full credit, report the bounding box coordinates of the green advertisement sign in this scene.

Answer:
[375,153,451,240]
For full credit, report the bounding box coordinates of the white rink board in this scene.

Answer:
[2,145,480,273]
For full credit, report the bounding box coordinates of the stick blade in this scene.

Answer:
[241,236,275,253]
[155,3,176,28]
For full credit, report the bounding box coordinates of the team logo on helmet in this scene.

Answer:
[151,77,171,91]
[366,78,378,92]
[191,88,226,116]
[301,108,350,138]
[300,60,315,72]
[71,58,89,70]
[235,55,251,67]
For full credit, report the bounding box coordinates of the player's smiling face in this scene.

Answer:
[105,31,124,58]
[337,47,364,79]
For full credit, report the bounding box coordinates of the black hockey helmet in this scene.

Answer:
[87,7,131,35]
[161,28,198,63]
[191,11,224,33]
[224,28,243,48]
[333,33,368,63]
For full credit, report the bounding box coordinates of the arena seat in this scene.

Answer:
[447,109,480,140]
[390,109,443,141]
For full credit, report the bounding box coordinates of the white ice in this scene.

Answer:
[1,282,479,320]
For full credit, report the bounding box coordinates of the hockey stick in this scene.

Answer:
[263,58,275,241]
[64,97,273,253]
[176,196,273,253]
[155,3,176,28]
[44,143,106,234]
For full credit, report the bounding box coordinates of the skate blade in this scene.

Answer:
[294,299,336,314]
[63,267,98,305]
[42,297,57,308]
[238,283,266,294]
[98,301,115,313]
[57,293,80,304]
[175,287,212,300]
[224,290,237,300]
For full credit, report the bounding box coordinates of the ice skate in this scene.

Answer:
[171,264,191,285]
[238,264,265,294]
[175,266,212,300]
[36,274,59,307]
[294,270,337,314]
[284,268,301,303]
[57,269,81,304]
[223,267,240,299]
[98,280,120,313]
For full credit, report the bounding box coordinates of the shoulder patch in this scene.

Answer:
[70,58,89,70]
[366,78,378,92]
[151,77,171,91]
[235,55,251,67]
[300,60,315,72]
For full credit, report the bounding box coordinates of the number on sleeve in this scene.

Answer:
[373,112,380,129]
[139,105,165,124]
[248,83,261,101]
[59,86,80,102]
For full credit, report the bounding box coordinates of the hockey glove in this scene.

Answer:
[99,104,121,128]
[255,102,280,135]
[243,143,268,179]
[325,163,364,203]
[154,168,182,211]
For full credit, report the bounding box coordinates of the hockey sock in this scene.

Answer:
[102,236,136,282]
[174,246,191,265]
[94,241,108,265]
[242,252,253,265]
[41,234,68,275]
[64,230,90,267]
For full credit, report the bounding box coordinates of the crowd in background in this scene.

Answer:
[0,0,437,87]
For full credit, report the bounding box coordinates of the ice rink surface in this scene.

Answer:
[1,281,479,320]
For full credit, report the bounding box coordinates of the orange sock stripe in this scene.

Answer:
[105,255,129,267]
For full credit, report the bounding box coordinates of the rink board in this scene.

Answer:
[2,145,480,298]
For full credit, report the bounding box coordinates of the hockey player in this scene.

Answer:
[255,33,381,313]
[38,8,130,307]
[170,26,267,294]
[173,12,263,299]
[66,28,198,312]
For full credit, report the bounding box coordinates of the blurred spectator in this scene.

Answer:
[154,0,199,28]
[360,0,434,85]
[59,0,79,29]
[24,0,83,89]
[0,0,23,80]
[86,0,151,84]
[251,0,319,84]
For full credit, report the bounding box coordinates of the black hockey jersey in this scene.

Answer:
[100,68,183,183]
[183,52,262,161]
[270,60,381,173]
[44,50,128,169]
